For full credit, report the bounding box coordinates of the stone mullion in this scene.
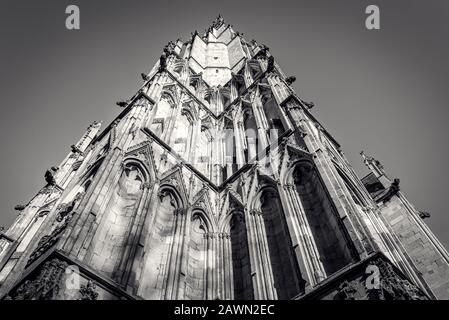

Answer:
[244,209,265,299]
[253,211,277,299]
[280,185,325,287]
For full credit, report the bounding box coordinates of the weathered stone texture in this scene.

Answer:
[0,16,448,300]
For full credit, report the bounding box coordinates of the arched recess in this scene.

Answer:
[249,185,304,299]
[149,92,176,138]
[89,160,149,278]
[172,109,194,159]
[290,161,354,276]
[139,184,187,299]
[221,209,254,299]
[185,210,210,300]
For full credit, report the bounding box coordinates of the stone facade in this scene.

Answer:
[0,16,448,300]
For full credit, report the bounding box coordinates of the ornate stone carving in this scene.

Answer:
[44,167,58,186]
[56,193,81,222]
[332,257,428,300]
[26,209,77,267]
[5,258,68,300]
[78,280,99,300]
[333,280,359,300]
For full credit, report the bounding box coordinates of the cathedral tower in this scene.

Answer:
[1,16,448,300]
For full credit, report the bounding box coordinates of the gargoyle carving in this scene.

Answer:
[44,167,58,186]
[419,211,431,219]
[116,100,128,108]
[285,76,296,85]
[141,73,149,81]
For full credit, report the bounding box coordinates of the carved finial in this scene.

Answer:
[211,14,225,29]
[361,151,385,175]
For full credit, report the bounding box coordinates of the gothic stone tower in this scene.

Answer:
[1,16,448,300]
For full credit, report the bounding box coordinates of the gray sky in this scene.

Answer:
[0,0,448,249]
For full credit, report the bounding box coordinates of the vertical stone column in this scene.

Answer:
[278,183,326,287]
[164,207,188,299]
[245,208,277,299]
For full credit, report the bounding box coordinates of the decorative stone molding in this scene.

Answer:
[4,258,68,300]
[78,280,99,300]
[26,210,77,267]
